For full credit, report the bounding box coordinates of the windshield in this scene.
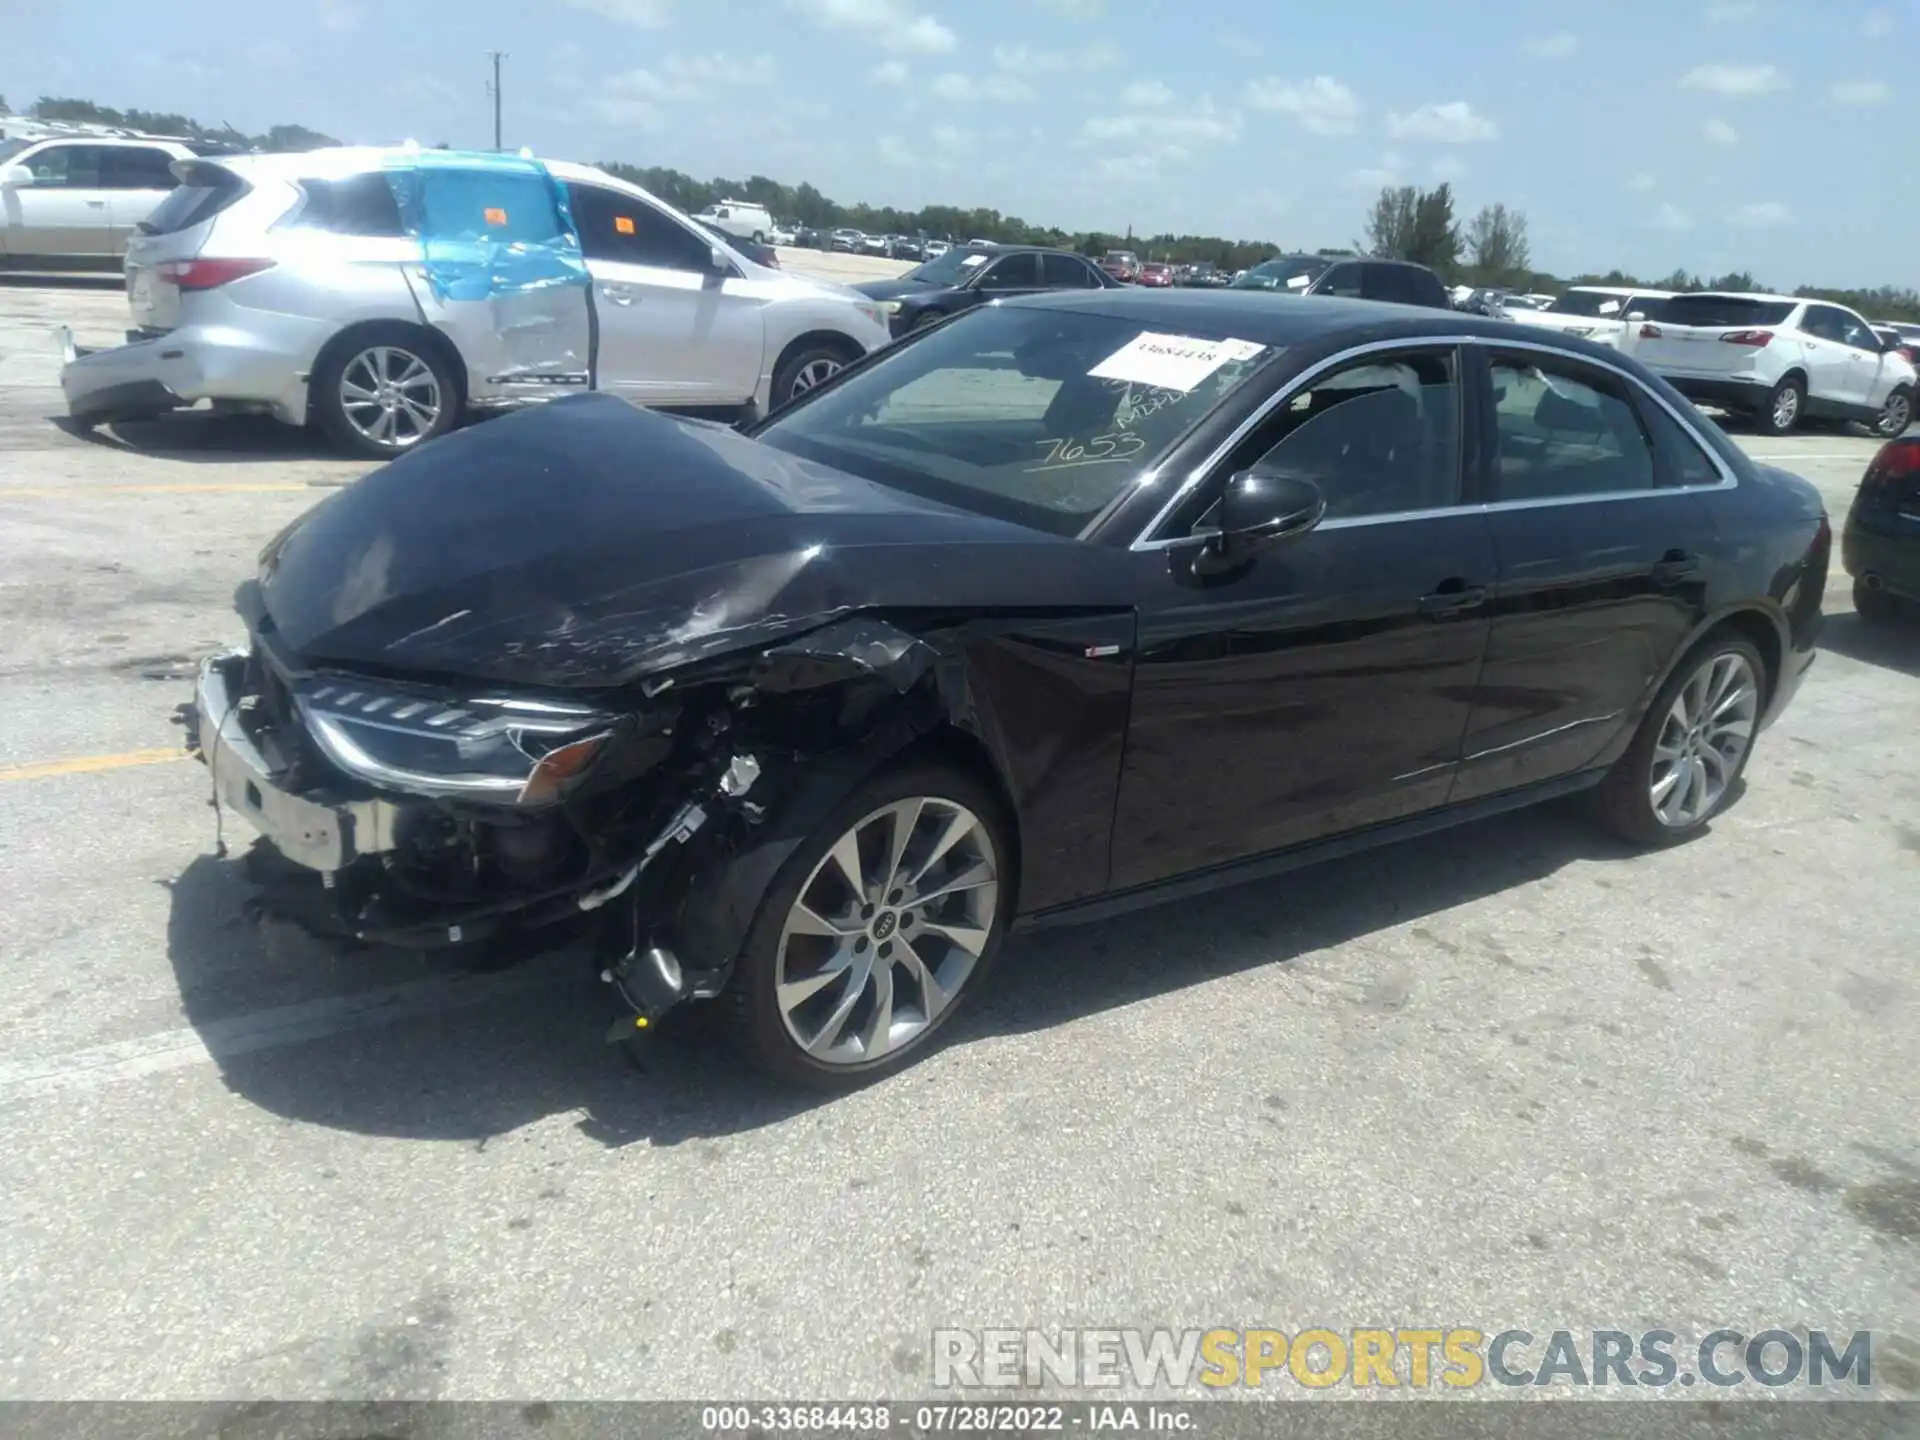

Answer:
[755,304,1277,537]
[1660,294,1797,327]
[1232,256,1331,292]
[901,247,994,286]
[1542,289,1632,317]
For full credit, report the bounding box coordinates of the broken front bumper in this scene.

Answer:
[194,651,402,873]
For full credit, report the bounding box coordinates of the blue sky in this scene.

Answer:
[5,0,1916,288]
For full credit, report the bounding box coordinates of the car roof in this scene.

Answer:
[997,287,1599,350]
[1672,290,1805,304]
[1562,284,1669,296]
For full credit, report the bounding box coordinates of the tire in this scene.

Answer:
[724,759,1014,1089]
[910,309,945,333]
[770,340,855,408]
[1756,375,1804,436]
[1854,578,1904,626]
[312,325,461,460]
[1872,385,1913,439]
[752,230,766,244]
[1591,633,1767,847]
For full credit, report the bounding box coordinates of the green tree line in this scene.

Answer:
[9,95,338,155]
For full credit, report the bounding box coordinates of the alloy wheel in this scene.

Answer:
[790,357,843,397]
[339,345,444,449]
[774,796,999,1067]
[1771,385,1800,431]
[1876,391,1912,438]
[1649,651,1759,828]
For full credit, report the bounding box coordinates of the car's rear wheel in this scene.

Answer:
[1757,376,1804,435]
[313,326,460,460]
[1592,635,1766,846]
[726,760,1012,1088]
[1872,386,1913,439]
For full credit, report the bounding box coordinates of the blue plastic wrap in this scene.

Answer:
[383,151,589,303]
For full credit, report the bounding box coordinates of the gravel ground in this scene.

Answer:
[0,271,1916,1406]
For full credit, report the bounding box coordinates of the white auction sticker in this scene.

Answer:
[1089,332,1265,392]
[962,254,987,266]
[1285,274,1311,289]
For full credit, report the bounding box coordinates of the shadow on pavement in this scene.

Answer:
[0,270,122,290]
[55,412,361,466]
[166,795,1641,1150]
[1819,610,1920,678]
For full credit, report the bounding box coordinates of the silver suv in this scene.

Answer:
[59,147,890,457]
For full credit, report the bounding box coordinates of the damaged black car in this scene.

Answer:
[191,291,1829,1087]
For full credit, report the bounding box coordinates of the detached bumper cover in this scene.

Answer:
[60,316,332,425]
[194,651,402,872]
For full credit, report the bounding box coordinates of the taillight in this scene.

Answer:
[1719,329,1773,347]
[1640,323,1663,339]
[1859,438,1920,509]
[155,257,275,290]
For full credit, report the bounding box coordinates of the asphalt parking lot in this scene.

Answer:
[1,265,1917,1403]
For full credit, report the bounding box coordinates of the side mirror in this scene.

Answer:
[1194,470,1325,575]
[708,244,733,273]
[1625,311,1647,323]
[0,166,33,188]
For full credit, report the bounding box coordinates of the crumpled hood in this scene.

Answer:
[255,393,1130,690]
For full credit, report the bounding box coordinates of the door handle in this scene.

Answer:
[1418,580,1489,618]
[1651,549,1702,585]
[600,285,636,306]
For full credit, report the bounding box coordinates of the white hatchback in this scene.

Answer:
[1636,292,1916,437]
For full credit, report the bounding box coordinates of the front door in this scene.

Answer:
[564,180,766,406]
[5,142,115,259]
[1109,344,1495,890]
[1450,346,1717,802]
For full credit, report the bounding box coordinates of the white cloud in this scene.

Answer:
[931,71,1033,102]
[787,0,955,54]
[1522,32,1578,59]
[878,134,914,166]
[931,123,968,150]
[1734,200,1792,227]
[565,0,672,26]
[1652,202,1695,231]
[1627,172,1657,193]
[1706,0,1757,20]
[1081,97,1240,176]
[1703,117,1739,143]
[1831,78,1893,105]
[1348,152,1409,189]
[1244,75,1362,135]
[1862,9,1894,36]
[1432,154,1467,181]
[872,59,909,84]
[317,0,364,31]
[1679,62,1786,95]
[992,41,1122,73]
[1384,100,1499,143]
[1121,79,1174,108]
[594,52,773,123]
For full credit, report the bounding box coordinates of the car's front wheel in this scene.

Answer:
[1592,634,1766,846]
[313,326,461,460]
[1872,385,1913,439]
[770,341,855,407]
[726,760,1013,1088]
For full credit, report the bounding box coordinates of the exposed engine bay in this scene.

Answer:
[189,610,948,1037]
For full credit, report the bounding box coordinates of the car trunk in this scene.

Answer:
[1636,296,1799,376]
[121,159,250,333]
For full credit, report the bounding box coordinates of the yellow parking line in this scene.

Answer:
[0,748,191,784]
[0,483,313,497]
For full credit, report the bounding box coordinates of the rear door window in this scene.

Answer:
[978,253,1041,289]
[24,143,110,187]
[1488,353,1656,500]
[1041,253,1099,288]
[1639,398,1725,489]
[1800,305,1847,343]
[103,147,179,190]
[1318,263,1365,297]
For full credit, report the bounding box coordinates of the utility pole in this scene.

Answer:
[486,51,507,151]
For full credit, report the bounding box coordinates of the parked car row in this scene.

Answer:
[57,148,892,457]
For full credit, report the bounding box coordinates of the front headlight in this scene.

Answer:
[855,300,895,328]
[297,679,617,805]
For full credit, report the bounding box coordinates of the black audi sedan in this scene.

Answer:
[191,290,1828,1088]
[1841,434,1920,624]
[853,243,1116,338]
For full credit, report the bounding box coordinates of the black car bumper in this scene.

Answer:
[1663,376,1772,412]
[1843,510,1920,602]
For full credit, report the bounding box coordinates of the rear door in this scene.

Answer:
[4,142,115,258]
[390,158,596,403]
[564,179,765,404]
[1450,346,1718,802]
[1829,307,1893,409]
[101,145,182,255]
[1796,304,1859,408]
